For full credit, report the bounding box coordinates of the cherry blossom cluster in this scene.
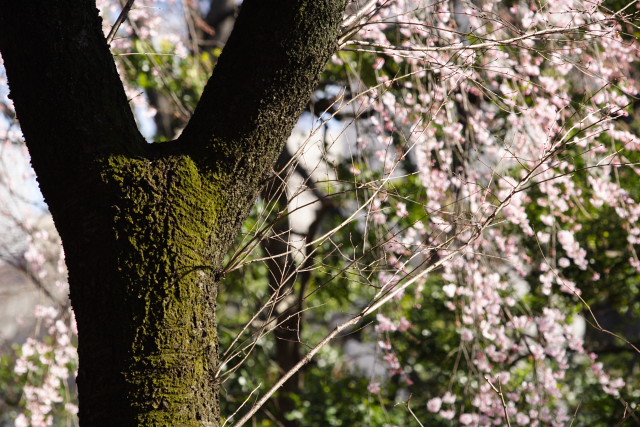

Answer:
[352,0,638,424]
[13,306,78,427]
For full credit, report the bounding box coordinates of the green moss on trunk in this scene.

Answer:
[102,154,223,425]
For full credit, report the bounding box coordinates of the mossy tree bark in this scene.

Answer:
[0,0,347,425]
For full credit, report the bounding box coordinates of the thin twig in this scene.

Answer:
[222,383,262,427]
[231,149,545,426]
[106,0,135,45]
[569,400,582,427]
[341,25,586,53]
[484,376,512,427]
[614,401,638,427]
[405,397,425,427]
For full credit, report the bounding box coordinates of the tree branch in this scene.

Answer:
[179,0,348,176]
[0,1,146,161]
[106,0,135,45]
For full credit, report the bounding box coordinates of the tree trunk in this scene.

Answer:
[0,0,347,425]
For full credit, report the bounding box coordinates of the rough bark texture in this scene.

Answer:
[0,0,347,425]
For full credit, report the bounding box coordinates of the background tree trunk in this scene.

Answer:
[0,0,347,425]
